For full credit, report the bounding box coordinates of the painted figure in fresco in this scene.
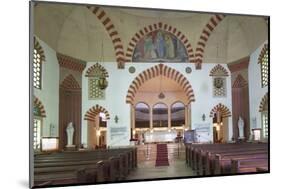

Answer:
[164,34,175,58]
[144,35,156,59]
[155,31,166,58]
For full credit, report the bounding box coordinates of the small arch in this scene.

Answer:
[85,63,109,77]
[125,22,195,63]
[232,74,248,88]
[84,105,110,122]
[60,74,81,90]
[259,92,268,112]
[33,96,46,117]
[258,43,268,65]
[135,102,150,128]
[210,103,231,118]
[57,53,87,73]
[171,101,185,127]
[209,64,229,76]
[126,64,195,105]
[170,100,186,108]
[34,37,46,62]
[135,101,150,109]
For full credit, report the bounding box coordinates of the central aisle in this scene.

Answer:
[126,143,195,180]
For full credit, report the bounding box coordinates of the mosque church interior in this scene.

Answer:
[31,1,269,187]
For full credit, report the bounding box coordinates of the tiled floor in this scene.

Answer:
[125,144,196,180]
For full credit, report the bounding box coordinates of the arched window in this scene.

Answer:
[171,102,185,127]
[209,64,229,97]
[259,93,268,139]
[259,45,268,88]
[153,103,168,127]
[33,97,46,150]
[33,38,45,89]
[135,103,150,128]
[85,63,108,100]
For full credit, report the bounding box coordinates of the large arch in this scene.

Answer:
[125,22,195,63]
[84,104,110,122]
[87,6,125,68]
[195,14,226,69]
[209,103,231,118]
[125,64,195,105]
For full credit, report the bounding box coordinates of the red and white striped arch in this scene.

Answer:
[195,14,226,69]
[259,92,268,112]
[125,22,195,63]
[126,64,195,105]
[60,74,81,91]
[209,103,231,118]
[87,6,125,68]
[33,96,46,117]
[84,104,110,122]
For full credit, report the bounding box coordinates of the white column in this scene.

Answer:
[150,106,153,130]
[168,106,171,129]
[185,105,188,129]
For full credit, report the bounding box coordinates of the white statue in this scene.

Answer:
[238,116,244,139]
[66,122,75,147]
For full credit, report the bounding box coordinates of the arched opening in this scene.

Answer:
[33,96,46,151]
[84,105,110,149]
[59,74,82,150]
[127,64,195,143]
[153,103,168,128]
[210,103,231,143]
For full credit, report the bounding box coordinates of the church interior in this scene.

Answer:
[31,1,269,187]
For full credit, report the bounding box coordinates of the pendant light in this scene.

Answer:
[158,74,165,99]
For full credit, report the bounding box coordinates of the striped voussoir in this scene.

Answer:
[258,43,268,64]
[57,53,86,73]
[232,74,248,88]
[259,92,268,112]
[85,63,109,77]
[209,103,231,118]
[34,96,46,117]
[126,64,195,105]
[60,74,81,90]
[84,104,110,122]
[209,64,229,76]
[125,22,195,63]
[34,37,46,62]
[87,6,125,69]
[195,14,226,69]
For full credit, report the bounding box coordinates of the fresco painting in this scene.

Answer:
[132,30,188,62]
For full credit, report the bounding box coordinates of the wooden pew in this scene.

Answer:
[231,158,268,174]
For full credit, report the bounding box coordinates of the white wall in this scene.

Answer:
[248,41,268,130]
[81,62,233,146]
[33,37,60,137]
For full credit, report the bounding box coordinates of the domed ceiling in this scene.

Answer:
[33,2,268,69]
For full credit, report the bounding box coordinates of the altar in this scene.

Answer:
[144,130,177,143]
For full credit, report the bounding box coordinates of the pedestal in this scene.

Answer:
[65,145,76,151]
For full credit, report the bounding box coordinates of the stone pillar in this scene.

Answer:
[131,104,135,139]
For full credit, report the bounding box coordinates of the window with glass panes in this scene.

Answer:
[262,112,268,138]
[33,118,42,150]
[33,49,42,89]
[261,50,268,88]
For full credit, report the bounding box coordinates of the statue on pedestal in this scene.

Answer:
[66,122,75,148]
[238,116,244,139]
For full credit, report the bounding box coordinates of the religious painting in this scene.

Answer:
[132,30,188,62]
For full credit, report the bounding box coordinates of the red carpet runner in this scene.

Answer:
[155,144,169,166]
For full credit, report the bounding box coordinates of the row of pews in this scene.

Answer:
[185,142,268,176]
[33,147,137,187]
